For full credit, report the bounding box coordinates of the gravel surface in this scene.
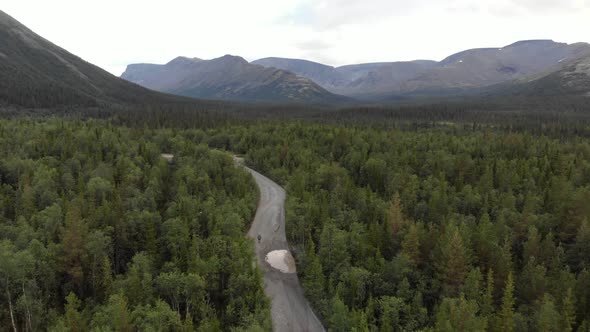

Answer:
[241,164,325,332]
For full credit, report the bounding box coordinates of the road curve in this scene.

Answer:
[240,163,325,332]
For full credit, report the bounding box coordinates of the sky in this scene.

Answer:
[3,0,590,75]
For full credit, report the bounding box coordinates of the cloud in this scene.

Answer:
[511,0,586,12]
[444,0,589,16]
[283,0,590,30]
[3,0,589,74]
[282,0,429,30]
[295,40,334,51]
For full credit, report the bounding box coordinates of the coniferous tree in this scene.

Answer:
[437,227,471,297]
[561,288,576,332]
[499,272,515,332]
[537,294,560,332]
[481,269,494,318]
[329,293,351,332]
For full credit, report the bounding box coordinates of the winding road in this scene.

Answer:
[238,161,325,332]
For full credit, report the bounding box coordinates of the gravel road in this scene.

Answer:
[241,163,325,332]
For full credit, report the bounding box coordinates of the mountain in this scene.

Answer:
[3,7,587,108]
[121,55,347,103]
[252,58,438,98]
[401,40,590,95]
[0,10,201,109]
[490,54,590,98]
[253,40,590,99]
[250,57,336,86]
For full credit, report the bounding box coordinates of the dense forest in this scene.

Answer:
[0,119,270,331]
[2,106,590,331]
[204,122,590,331]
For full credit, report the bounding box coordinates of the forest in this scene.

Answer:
[1,106,590,331]
[207,122,590,331]
[0,119,270,331]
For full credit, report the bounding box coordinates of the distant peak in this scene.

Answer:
[166,56,201,66]
[213,54,249,65]
[505,40,559,48]
[220,54,247,61]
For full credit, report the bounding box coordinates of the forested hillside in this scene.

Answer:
[206,123,590,331]
[0,10,226,110]
[0,119,270,331]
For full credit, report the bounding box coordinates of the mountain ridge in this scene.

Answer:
[486,53,590,98]
[3,6,588,107]
[121,55,348,103]
[252,39,590,100]
[0,9,202,109]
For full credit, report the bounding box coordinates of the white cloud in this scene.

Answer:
[2,0,589,74]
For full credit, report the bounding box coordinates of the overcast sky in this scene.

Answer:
[4,0,590,75]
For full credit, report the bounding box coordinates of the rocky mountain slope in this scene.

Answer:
[121,56,346,103]
[0,10,193,108]
[254,40,590,99]
[252,58,438,97]
[491,54,590,98]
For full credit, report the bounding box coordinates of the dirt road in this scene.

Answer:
[241,163,325,332]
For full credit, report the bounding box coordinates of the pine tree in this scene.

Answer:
[379,296,403,332]
[353,310,370,332]
[100,256,113,301]
[572,219,590,271]
[302,250,325,314]
[62,201,89,294]
[561,288,576,332]
[523,226,541,264]
[537,294,560,332]
[481,269,494,318]
[401,222,421,265]
[387,193,405,237]
[64,292,85,332]
[462,267,483,303]
[20,183,36,220]
[499,272,515,332]
[329,292,351,332]
[435,295,487,332]
[111,295,133,332]
[437,227,471,297]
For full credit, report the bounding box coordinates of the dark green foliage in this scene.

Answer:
[3,106,590,331]
[204,122,590,330]
[0,119,269,331]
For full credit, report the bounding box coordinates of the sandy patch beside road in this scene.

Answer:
[265,250,297,273]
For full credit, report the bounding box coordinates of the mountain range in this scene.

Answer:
[254,40,590,99]
[121,55,345,103]
[123,40,590,103]
[1,8,589,109]
[503,54,590,97]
